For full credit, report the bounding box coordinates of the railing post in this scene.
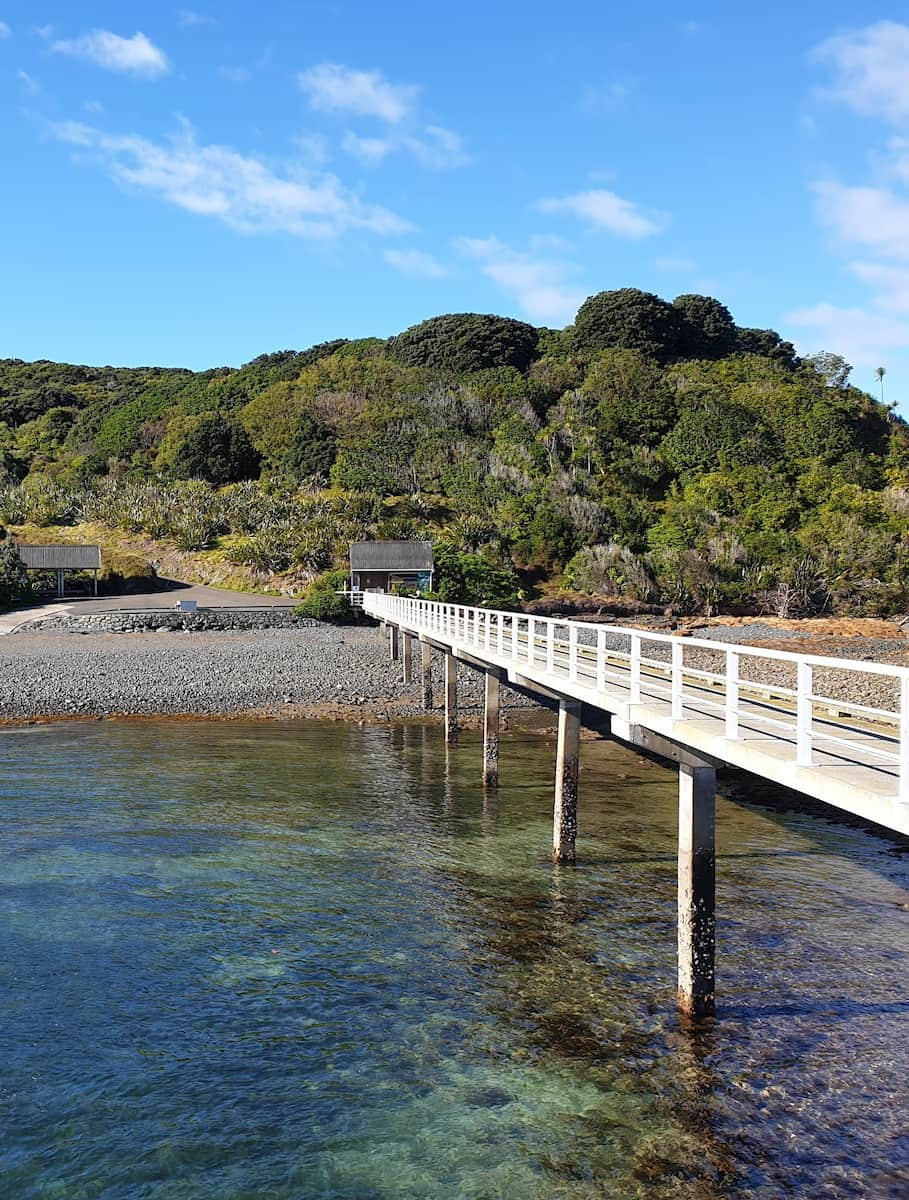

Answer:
[901,675,909,803]
[596,628,606,691]
[547,621,554,674]
[511,615,519,662]
[796,661,813,766]
[671,640,683,719]
[497,612,504,657]
[630,633,641,705]
[725,649,739,740]
[569,624,578,683]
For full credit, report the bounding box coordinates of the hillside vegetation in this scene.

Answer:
[1,288,907,615]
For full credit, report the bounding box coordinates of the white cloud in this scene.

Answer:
[0,21,10,38]
[33,24,54,39]
[459,236,587,325]
[50,119,411,239]
[538,188,667,238]
[785,302,909,367]
[814,179,909,261]
[51,30,170,78]
[298,63,417,123]
[850,261,909,312]
[656,254,696,272]
[813,21,909,123]
[384,248,448,278]
[342,131,393,164]
[17,70,39,94]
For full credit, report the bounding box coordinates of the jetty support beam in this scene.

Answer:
[483,669,501,787]
[677,762,716,1020]
[402,631,412,683]
[421,641,433,711]
[444,652,458,744]
[389,624,399,662]
[553,699,581,863]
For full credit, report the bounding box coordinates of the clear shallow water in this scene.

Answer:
[1,720,908,1199]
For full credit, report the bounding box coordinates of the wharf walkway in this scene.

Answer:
[364,592,909,1018]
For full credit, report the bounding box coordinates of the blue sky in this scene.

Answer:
[0,3,907,406]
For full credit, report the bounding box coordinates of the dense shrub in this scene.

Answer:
[0,539,28,610]
[294,569,356,623]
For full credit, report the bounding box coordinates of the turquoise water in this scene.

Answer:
[1,719,908,1199]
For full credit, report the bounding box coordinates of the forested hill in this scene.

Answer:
[1,287,907,616]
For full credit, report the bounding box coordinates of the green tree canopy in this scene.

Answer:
[387,313,539,373]
[673,294,737,359]
[573,288,683,361]
[170,413,261,485]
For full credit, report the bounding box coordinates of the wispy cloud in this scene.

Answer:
[51,30,170,78]
[814,180,909,261]
[0,21,11,39]
[384,248,448,278]
[299,62,468,170]
[785,303,909,368]
[50,118,412,239]
[580,81,629,114]
[538,188,667,238]
[813,20,909,123]
[218,65,251,83]
[298,63,417,123]
[655,255,696,272]
[177,9,217,28]
[17,70,40,95]
[343,124,467,170]
[459,236,586,325]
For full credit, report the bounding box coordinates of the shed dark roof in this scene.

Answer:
[16,544,102,571]
[349,540,434,572]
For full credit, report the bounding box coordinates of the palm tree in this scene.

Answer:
[876,366,887,404]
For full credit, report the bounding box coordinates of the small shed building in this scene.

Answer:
[349,540,434,594]
[16,544,102,597]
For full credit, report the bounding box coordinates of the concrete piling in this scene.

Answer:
[553,699,581,863]
[677,763,716,1020]
[402,632,412,683]
[444,652,458,744]
[483,671,500,787]
[421,641,433,711]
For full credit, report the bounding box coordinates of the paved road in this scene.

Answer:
[0,582,295,633]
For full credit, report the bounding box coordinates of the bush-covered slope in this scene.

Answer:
[1,289,906,615]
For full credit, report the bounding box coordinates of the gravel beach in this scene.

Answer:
[0,625,540,723]
[2,617,907,724]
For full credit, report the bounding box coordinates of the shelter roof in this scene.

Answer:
[349,540,434,572]
[16,544,102,571]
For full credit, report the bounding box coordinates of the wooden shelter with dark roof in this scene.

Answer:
[16,544,102,596]
[349,540,434,594]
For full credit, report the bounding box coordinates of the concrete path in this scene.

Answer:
[0,582,295,633]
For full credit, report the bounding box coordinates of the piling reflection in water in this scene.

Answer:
[0,719,907,1198]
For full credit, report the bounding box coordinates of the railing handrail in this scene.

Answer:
[363,592,909,804]
[365,594,909,680]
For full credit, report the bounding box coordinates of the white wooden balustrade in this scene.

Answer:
[364,592,909,837]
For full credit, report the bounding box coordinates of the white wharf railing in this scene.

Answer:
[364,592,909,835]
